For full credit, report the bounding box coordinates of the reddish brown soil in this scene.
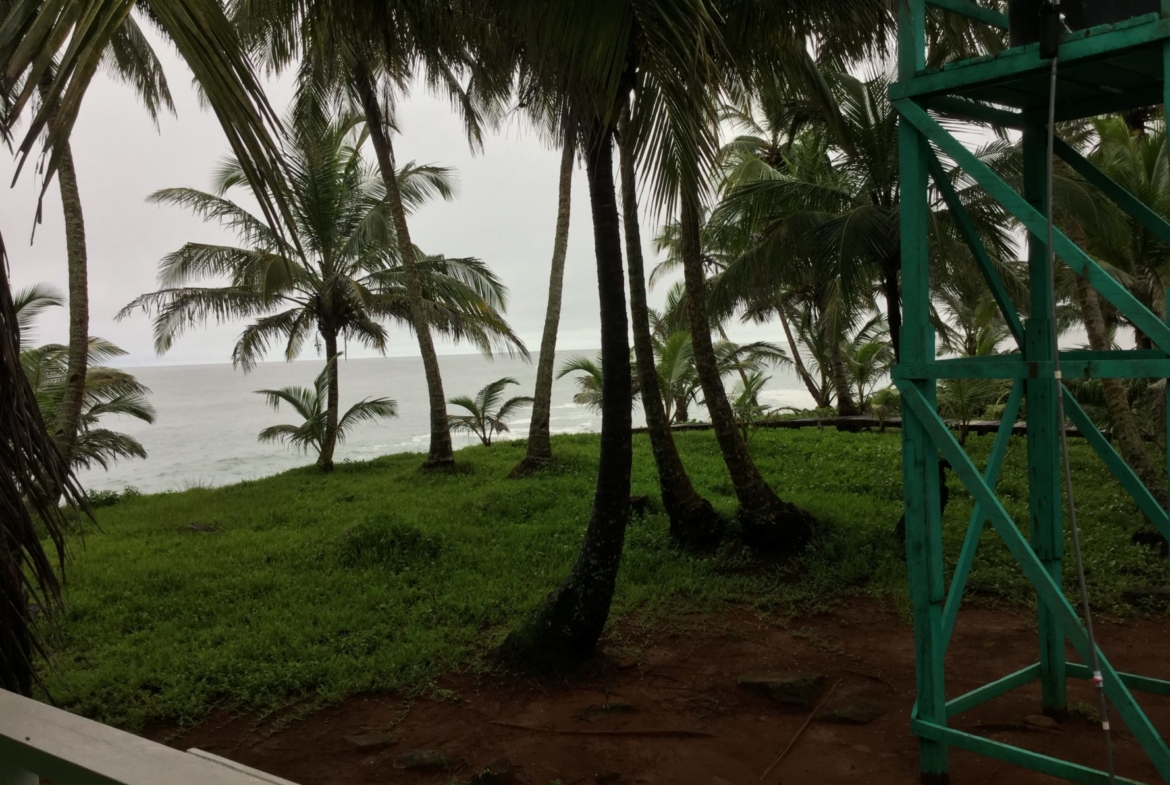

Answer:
[159,601,1170,784]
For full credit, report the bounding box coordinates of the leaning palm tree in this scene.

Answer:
[618,101,722,546]
[256,357,397,465]
[448,377,533,447]
[1,0,287,696]
[513,125,576,474]
[121,98,524,471]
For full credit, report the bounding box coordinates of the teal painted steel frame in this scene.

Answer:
[896,2,1170,782]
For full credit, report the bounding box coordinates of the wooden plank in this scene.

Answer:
[1062,390,1170,541]
[911,721,1148,785]
[890,16,1170,101]
[1055,137,1170,249]
[897,99,1170,355]
[897,383,1170,781]
[941,381,1024,649]
[897,84,949,777]
[896,356,1170,379]
[945,663,1040,718]
[925,0,1009,29]
[0,690,298,785]
[926,151,1025,347]
[1067,663,1170,698]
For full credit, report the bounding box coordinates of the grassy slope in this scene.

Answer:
[41,429,1165,729]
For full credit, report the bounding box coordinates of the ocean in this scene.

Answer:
[77,351,816,493]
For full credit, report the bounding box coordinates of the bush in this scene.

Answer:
[335,515,443,572]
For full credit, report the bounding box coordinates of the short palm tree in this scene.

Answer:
[121,98,523,471]
[17,285,156,470]
[448,377,533,447]
[256,357,397,464]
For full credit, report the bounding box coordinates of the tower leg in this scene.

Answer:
[1023,120,1067,716]
[900,111,948,782]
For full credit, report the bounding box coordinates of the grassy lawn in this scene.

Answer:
[39,428,1166,730]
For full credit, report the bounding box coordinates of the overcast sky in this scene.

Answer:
[3,41,781,369]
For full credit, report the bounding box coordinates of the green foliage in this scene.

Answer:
[448,377,533,446]
[255,356,397,459]
[37,429,1164,731]
[16,286,155,471]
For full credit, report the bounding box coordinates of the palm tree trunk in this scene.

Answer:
[1076,278,1166,505]
[499,120,632,672]
[53,142,89,466]
[716,323,750,387]
[354,66,454,469]
[883,265,902,364]
[618,108,721,547]
[513,133,575,475]
[778,305,827,408]
[829,332,859,417]
[678,195,815,552]
[318,331,340,472]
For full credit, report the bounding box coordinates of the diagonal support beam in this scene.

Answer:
[1061,388,1170,541]
[925,0,1009,29]
[942,380,1024,650]
[927,151,1026,349]
[896,380,1170,780]
[1054,137,1170,249]
[897,99,1170,355]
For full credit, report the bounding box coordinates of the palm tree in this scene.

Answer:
[486,0,725,672]
[234,0,499,470]
[2,0,287,697]
[843,313,895,409]
[448,377,533,447]
[618,102,722,546]
[121,100,524,472]
[514,127,576,474]
[557,355,640,413]
[17,285,157,471]
[256,357,397,464]
[1061,117,1170,505]
[34,18,174,467]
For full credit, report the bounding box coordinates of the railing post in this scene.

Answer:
[0,762,37,785]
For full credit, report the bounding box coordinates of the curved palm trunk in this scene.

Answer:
[54,142,89,465]
[499,121,632,671]
[829,332,859,417]
[679,196,814,552]
[618,110,721,547]
[355,66,453,469]
[318,331,340,472]
[778,306,828,409]
[1076,278,1166,505]
[513,134,575,475]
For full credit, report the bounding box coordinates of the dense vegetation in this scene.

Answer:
[41,429,1165,730]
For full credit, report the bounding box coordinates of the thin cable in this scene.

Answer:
[1044,53,1116,783]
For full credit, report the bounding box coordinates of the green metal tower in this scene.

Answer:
[895,2,1170,783]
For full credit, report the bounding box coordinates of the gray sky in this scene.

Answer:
[4,43,781,369]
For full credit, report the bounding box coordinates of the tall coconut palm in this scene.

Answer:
[618,102,722,546]
[121,99,524,472]
[32,18,175,466]
[1,0,289,697]
[485,0,726,672]
[233,0,502,470]
[513,128,576,474]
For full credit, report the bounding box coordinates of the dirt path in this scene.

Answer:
[160,601,1170,784]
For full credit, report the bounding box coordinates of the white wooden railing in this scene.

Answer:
[0,690,299,785]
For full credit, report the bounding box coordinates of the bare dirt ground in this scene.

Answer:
[160,601,1170,784]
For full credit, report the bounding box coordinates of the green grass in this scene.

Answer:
[38,429,1167,730]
